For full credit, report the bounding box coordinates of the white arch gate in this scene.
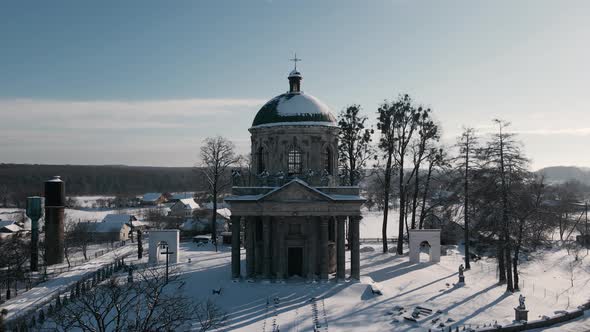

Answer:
[148,230,180,264]
[409,229,441,264]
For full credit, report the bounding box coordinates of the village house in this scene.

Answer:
[0,220,23,236]
[169,198,200,218]
[180,208,230,234]
[86,219,131,242]
[141,192,167,205]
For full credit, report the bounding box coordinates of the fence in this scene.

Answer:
[2,254,133,331]
[0,240,130,304]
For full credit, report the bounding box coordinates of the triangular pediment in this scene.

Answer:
[260,180,332,202]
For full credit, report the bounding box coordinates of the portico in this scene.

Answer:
[227,179,363,281]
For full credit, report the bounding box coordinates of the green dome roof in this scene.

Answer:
[251,92,337,128]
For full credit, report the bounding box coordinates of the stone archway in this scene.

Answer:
[419,240,431,262]
[409,229,441,264]
[148,230,180,264]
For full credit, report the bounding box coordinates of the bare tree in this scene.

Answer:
[199,136,239,251]
[0,234,30,299]
[376,94,420,254]
[455,127,479,270]
[337,104,374,186]
[480,119,529,292]
[49,267,227,332]
[194,299,228,331]
[409,109,439,230]
[72,221,93,261]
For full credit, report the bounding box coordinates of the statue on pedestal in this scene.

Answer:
[514,294,528,321]
[518,294,526,310]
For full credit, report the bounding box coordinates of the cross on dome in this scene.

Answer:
[290,53,301,70]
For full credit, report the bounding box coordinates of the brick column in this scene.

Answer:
[263,216,271,279]
[350,216,361,280]
[320,216,329,280]
[336,216,346,280]
[231,216,241,279]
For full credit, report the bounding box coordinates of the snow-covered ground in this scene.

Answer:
[162,242,590,331]
[3,207,590,331]
[0,244,138,322]
[359,209,400,239]
[0,206,167,227]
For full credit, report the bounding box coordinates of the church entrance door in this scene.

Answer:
[287,247,303,277]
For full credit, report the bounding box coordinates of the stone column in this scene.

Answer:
[319,216,329,280]
[231,216,241,279]
[246,217,255,278]
[276,217,286,279]
[263,216,271,279]
[336,216,346,280]
[350,216,361,280]
[306,217,316,280]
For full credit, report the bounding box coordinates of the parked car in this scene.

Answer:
[193,235,210,245]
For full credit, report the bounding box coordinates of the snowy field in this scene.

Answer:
[163,242,590,331]
[3,206,590,331]
[359,209,400,239]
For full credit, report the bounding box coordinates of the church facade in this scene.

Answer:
[226,65,364,281]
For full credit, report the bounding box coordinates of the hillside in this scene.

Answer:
[537,166,590,185]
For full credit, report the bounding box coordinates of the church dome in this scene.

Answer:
[251,67,337,128]
[251,92,337,128]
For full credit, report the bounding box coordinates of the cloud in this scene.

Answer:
[515,128,590,136]
[0,98,264,130]
[0,98,264,165]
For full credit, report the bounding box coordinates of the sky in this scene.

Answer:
[0,0,589,170]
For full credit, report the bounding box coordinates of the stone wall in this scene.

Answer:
[477,308,585,332]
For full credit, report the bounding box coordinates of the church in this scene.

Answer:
[226,62,364,281]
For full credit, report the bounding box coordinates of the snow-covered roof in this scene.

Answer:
[171,193,194,200]
[216,208,231,219]
[178,198,200,210]
[225,179,364,203]
[103,214,136,223]
[129,220,148,228]
[0,220,15,228]
[142,193,163,202]
[1,224,22,233]
[89,221,128,233]
[288,69,302,78]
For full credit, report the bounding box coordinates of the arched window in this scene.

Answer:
[257,147,265,173]
[323,147,332,175]
[288,147,302,176]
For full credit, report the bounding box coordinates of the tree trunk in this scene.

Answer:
[513,219,524,291]
[505,241,514,292]
[211,187,218,252]
[419,162,434,229]
[464,146,471,270]
[498,243,506,284]
[397,158,405,255]
[382,154,393,253]
[410,167,420,230]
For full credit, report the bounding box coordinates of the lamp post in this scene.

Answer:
[160,242,174,283]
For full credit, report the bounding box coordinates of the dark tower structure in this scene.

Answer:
[44,176,65,265]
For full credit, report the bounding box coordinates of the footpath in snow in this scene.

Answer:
[0,243,138,322]
[171,242,590,331]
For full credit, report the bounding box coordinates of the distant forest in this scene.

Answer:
[0,164,209,206]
